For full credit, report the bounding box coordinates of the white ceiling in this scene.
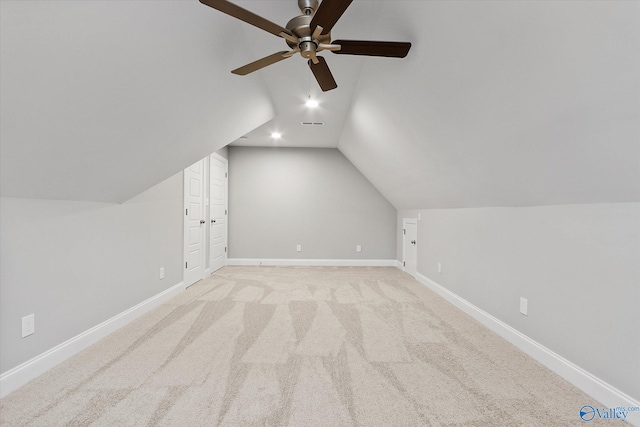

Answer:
[227,0,396,148]
[1,0,638,208]
[0,0,275,202]
[339,0,640,208]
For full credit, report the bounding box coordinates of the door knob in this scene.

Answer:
[411,240,416,245]
[211,219,216,223]
[200,220,205,224]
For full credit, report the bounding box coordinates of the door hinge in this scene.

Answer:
[186,208,188,216]
[403,229,406,235]
[225,209,227,215]
[185,262,188,269]
[403,261,406,267]
[225,172,228,178]
[225,247,227,253]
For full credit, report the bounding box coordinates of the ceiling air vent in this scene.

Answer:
[301,122,325,126]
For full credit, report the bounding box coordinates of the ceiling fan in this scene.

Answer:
[199,0,412,91]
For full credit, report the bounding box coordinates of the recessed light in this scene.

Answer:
[305,98,319,108]
[271,132,282,139]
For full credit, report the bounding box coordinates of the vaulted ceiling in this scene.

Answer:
[1,0,638,208]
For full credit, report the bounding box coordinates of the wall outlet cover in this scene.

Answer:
[22,314,35,338]
[520,297,528,316]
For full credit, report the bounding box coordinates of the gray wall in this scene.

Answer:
[215,146,229,159]
[0,172,184,373]
[228,147,396,260]
[398,203,640,400]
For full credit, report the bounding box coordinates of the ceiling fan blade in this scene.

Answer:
[331,40,411,58]
[231,51,291,75]
[310,0,353,35]
[200,0,292,38]
[308,56,337,92]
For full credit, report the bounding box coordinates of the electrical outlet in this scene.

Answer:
[296,245,301,252]
[22,314,35,338]
[356,245,362,253]
[520,297,528,316]
[159,267,165,280]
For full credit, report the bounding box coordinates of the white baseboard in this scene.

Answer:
[0,281,185,399]
[413,272,640,423]
[226,258,398,267]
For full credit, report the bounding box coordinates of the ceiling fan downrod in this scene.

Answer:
[298,0,318,15]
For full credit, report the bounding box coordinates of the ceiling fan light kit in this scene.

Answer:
[305,97,319,108]
[199,0,412,91]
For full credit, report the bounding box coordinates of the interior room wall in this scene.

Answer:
[215,146,229,159]
[0,172,184,374]
[397,203,640,401]
[228,146,396,261]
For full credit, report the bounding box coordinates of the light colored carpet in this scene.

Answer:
[1,266,607,426]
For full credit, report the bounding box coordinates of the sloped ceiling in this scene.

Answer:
[0,0,275,203]
[339,1,640,209]
[1,0,638,208]
[226,1,396,148]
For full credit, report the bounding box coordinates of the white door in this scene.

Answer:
[209,153,227,273]
[403,219,418,277]
[184,159,205,287]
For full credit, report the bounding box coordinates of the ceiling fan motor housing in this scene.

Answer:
[285,15,331,52]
